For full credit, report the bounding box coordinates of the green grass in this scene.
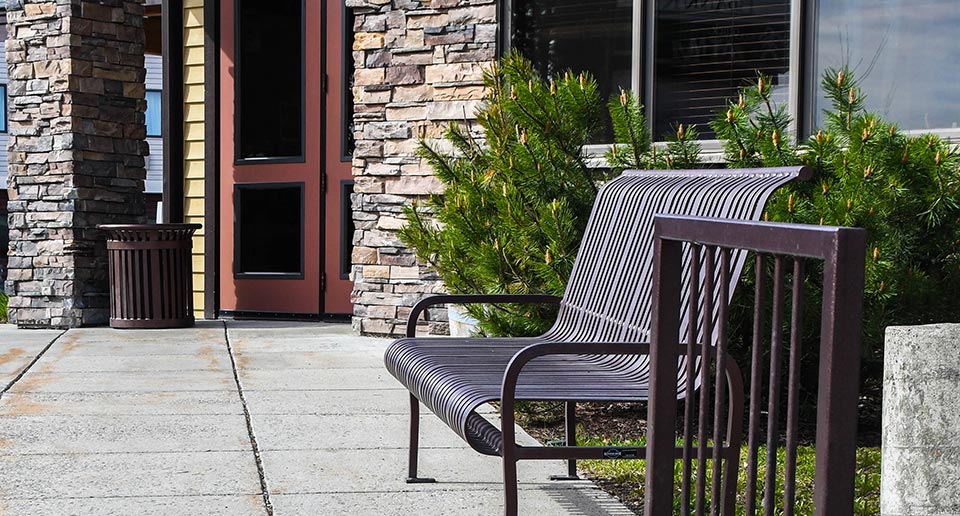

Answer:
[575,434,880,515]
[0,291,7,323]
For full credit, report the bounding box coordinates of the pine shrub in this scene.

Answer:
[400,52,696,336]
[713,68,960,427]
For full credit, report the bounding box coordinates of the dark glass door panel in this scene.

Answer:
[236,0,304,161]
[235,183,304,277]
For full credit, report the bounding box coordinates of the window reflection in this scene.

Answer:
[511,0,633,142]
[815,0,960,131]
[654,0,791,139]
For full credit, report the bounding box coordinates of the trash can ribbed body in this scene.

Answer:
[100,224,202,329]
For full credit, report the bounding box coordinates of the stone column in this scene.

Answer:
[881,324,960,515]
[5,0,147,328]
[347,0,496,336]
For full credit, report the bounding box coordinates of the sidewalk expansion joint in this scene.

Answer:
[0,329,67,399]
[222,321,274,516]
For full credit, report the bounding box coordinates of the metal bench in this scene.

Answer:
[384,166,810,514]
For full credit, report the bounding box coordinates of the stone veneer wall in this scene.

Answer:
[347,0,496,336]
[5,0,147,327]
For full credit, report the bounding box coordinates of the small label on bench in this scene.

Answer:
[603,448,639,459]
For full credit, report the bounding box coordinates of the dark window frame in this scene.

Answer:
[341,2,355,162]
[233,181,306,280]
[145,88,162,137]
[233,0,307,165]
[339,179,355,279]
[0,84,8,134]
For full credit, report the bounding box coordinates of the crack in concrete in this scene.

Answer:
[0,330,68,399]
[222,321,275,516]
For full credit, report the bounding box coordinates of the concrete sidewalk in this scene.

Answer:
[0,321,634,515]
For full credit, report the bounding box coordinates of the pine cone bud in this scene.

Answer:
[847,199,852,211]
[787,194,795,213]
[936,151,943,166]
[837,70,845,87]
[889,125,896,137]
[822,182,828,195]
[738,93,746,109]
[550,79,556,95]
[528,79,534,92]
[864,165,872,178]
[901,149,909,164]
[579,73,586,89]
[862,128,870,142]
[620,89,628,107]
[819,217,825,225]
[849,88,856,104]
[677,124,685,139]
[740,149,746,160]
[758,76,765,91]
[816,130,825,144]
[726,109,734,123]
[878,281,885,292]
[545,250,552,265]
[772,130,781,147]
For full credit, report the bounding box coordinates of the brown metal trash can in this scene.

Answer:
[99,224,202,329]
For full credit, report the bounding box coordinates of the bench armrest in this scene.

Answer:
[502,342,653,399]
[405,294,562,337]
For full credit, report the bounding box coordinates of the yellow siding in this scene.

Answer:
[183,1,206,318]
[184,178,205,198]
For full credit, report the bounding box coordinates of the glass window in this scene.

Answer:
[0,84,7,133]
[653,0,791,138]
[342,5,355,160]
[237,0,304,160]
[814,0,960,132]
[145,89,162,137]
[510,0,792,141]
[511,0,633,141]
[235,184,304,277]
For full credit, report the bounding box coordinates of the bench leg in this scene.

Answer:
[550,401,580,481]
[502,406,519,516]
[406,393,436,483]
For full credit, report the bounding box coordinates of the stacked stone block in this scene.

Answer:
[5,0,147,327]
[347,0,496,336]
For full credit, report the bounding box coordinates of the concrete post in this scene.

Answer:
[881,324,960,515]
[5,0,147,327]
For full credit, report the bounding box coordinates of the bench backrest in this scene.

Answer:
[543,167,808,345]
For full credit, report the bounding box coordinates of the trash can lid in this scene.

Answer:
[98,223,202,231]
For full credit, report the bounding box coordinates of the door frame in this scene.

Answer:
[205,0,348,319]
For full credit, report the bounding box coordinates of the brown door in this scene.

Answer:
[218,0,352,316]
[322,0,354,315]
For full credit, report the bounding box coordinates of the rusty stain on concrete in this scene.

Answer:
[0,348,26,367]
[197,345,222,371]
[0,393,51,416]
